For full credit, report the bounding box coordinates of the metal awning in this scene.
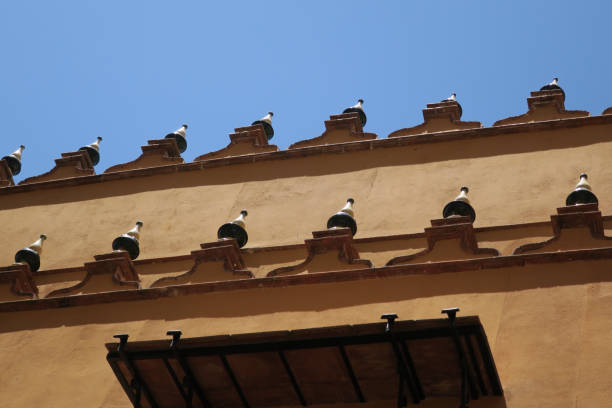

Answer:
[105,312,502,408]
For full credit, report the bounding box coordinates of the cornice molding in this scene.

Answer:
[2,246,612,312]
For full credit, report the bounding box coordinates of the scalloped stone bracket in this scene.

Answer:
[388,101,481,138]
[194,125,279,161]
[150,239,253,286]
[19,150,95,185]
[45,251,140,298]
[288,112,377,149]
[514,203,611,254]
[104,138,183,173]
[0,263,38,299]
[0,159,15,187]
[266,228,372,277]
[386,216,499,265]
[493,90,589,126]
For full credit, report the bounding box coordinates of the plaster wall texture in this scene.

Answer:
[1,260,611,407]
[0,123,611,270]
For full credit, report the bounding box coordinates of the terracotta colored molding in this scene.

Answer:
[603,107,612,115]
[513,204,612,254]
[104,138,183,173]
[267,228,372,277]
[45,251,140,297]
[494,90,589,126]
[0,263,38,299]
[19,150,94,185]
[387,217,499,265]
[289,113,377,149]
[194,124,279,161]
[388,101,481,138]
[151,239,253,286]
[2,114,612,195]
[0,159,15,187]
[3,246,612,312]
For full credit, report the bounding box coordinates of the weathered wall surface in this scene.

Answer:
[1,122,612,270]
[1,259,611,407]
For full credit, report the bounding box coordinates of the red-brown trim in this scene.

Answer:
[3,246,612,312]
[2,114,612,195]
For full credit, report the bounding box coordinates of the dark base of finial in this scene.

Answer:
[15,248,41,272]
[342,108,367,127]
[165,133,187,153]
[566,189,598,206]
[251,121,274,140]
[327,212,357,236]
[218,223,248,248]
[540,84,565,100]
[112,235,140,260]
[2,155,21,176]
[79,146,100,166]
[442,201,476,222]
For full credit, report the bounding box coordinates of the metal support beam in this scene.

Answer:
[220,353,250,408]
[464,334,487,396]
[442,308,472,408]
[113,334,160,408]
[278,351,307,406]
[167,330,212,408]
[381,314,423,405]
[338,345,365,402]
[162,357,192,407]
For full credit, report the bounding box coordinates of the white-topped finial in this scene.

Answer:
[575,173,592,191]
[454,186,471,204]
[174,124,188,138]
[232,210,248,230]
[28,234,47,255]
[339,198,355,218]
[126,221,144,242]
[260,112,274,126]
[550,78,559,86]
[445,93,457,102]
[87,137,103,151]
[10,145,25,161]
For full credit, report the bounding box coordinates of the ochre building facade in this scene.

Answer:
[1,88,612,408]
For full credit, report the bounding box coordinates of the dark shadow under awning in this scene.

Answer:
[105,315,502,408]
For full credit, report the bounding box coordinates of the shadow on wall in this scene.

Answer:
[1,258,610,333]
[1,124,611,211]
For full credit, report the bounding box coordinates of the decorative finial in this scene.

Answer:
[165,124,188,153]
[251,112,275,140]
[566,173,598,206]
[326,198,357,235]
[442,186,476,222]
[540,77,565,100]
[343,99,367,126]
[2,145,25,176]
[15,234,47,272]
[79,137,103,166]
[112,221,144,260]
[440,93,462,117]
[217,210,249,248]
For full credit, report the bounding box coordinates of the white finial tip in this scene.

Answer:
[20,145,25,150]
[358,99,364,104]
[240,209,248,217]
[461,186,469,193]
[268,112,274,116]
[580,173,587,179]
[97,136,103,142]
[40,234,47,240]
[347,198,355,204]
[182,124,188,129]
[136,221,143,227]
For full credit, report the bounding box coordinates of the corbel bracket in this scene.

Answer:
[0,263,38,299]
[0,159,15,187]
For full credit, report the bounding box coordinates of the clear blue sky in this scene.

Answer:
[1,1,611,182]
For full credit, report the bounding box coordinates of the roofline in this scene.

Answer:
[3,114,612,196]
